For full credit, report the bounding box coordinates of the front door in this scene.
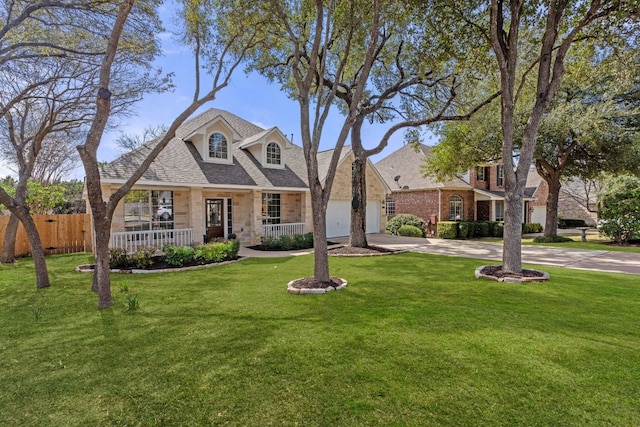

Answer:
[206,199,224,241]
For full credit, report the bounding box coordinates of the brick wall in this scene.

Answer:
[391,190,439,224]
[439,189,475,221]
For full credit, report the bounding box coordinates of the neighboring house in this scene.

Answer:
[558,178,599,226]
[375,144,544,230]
[97,108,389,251]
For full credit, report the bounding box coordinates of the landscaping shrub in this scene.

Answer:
[558,218,587,228]
[533,235,573,243]
[279,235,294,250]
[109,248,129,269]
[386,214,427,235]
[522,223,544,234]
[397,224,424,237]
[259,233,314,250]
[128,247,155,269]
[194,239,240,263]
[458,222,470,239]
[597,175,640,244]
[437,221,458,239]
[475,222,490,237]
[487,221,504,237]
[163,245,196,267]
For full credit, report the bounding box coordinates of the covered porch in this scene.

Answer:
[104,185,312,251]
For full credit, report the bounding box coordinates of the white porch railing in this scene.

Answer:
[262,223,306,240]
[110,228,193,253]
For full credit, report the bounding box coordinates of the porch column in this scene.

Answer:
[251,190,263,245]
[490,200,496,222]
[190,187,205,245]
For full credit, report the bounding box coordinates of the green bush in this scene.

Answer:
[386,214,428,235]
[259,233,314,250]
[195,239,240,263]
[457,222,469,239]
[522,223,544,234]
[397,224,424,237]
[475,222,490,237]
[533,235,573,243]
[487,221,504,237]
[109,248,129,269]
[558,218,587,228]
[129,247,155,269]
[163,245,196,267]
[437,221,458,239]
[597,175,640,244]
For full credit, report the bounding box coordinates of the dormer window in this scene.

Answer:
[208,132,228,160]
[266,142,281,166]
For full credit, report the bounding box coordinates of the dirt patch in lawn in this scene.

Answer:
[328,245,405,257]
[475,265,550,283]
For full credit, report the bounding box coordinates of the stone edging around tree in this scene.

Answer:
[474,265,550,283]
[287,278,348,295]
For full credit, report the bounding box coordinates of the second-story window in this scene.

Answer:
[209,132,228,159]
[476,166,485,181]
[497,165,504,187]
[266,142,281,165]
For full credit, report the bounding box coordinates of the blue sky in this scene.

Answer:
[0,3,436,180]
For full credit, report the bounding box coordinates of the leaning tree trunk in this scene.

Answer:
[543,177,562,238]
[10,205,50,288]
[1,214,19,264]
[349,156,368,248]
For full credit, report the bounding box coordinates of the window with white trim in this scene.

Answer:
[385,197,395,217]
[266,142,281,165]
[495,200,504,221]
[208,132,228,159]
[449,195,463,220]
[261,193,281,224]
[124,190,174,231]
[497,165,504,187]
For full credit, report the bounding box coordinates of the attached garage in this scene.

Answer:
[326,200,381,238]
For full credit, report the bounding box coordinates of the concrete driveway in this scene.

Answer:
[336,234,640,276]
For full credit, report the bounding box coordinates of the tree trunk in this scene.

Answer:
[1,214,19,263]
[543,177,561,237]
[349,156,368,248]
[310,185,331,283]
[502,187,523,273]
[19,211,50,288]
[92,217,114,308]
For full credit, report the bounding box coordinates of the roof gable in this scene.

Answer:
[375,143,471,191]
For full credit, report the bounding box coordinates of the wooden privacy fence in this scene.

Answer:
[0,214,92,256]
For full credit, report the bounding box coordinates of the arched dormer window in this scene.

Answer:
[449,195,463,220]
[208,133,228,159]
[266,142,281,165]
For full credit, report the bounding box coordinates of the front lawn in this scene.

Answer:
[1,253,639,426]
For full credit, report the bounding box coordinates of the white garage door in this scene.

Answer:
[530,206,546,226]
[326,200,380,238]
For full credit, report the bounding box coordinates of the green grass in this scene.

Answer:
[1,252,639,426]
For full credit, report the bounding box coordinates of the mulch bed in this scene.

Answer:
[603,239,640,247]
[479,265,546,279]
[290,277,344,289]
[328,245,401,256]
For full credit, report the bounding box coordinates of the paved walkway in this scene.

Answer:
[240,234,640,275]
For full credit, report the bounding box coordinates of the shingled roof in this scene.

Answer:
[375,143,472,191]
[99,108,339,190]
